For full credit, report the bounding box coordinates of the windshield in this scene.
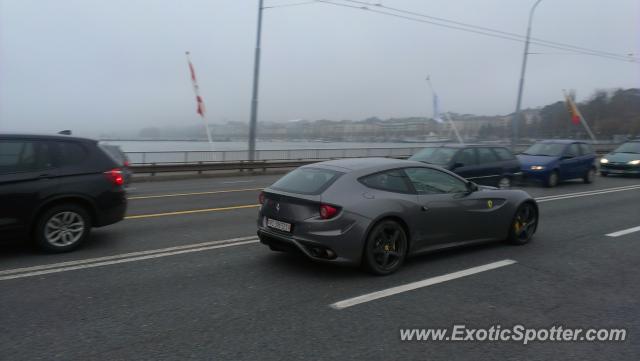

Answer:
[522,143,566,157]
[409,147,458,165]
[614,142,640,154]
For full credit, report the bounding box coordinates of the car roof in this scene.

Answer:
[0,133,96,143]
[309,157,427,172]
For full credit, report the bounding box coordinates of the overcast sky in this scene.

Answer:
[1,0,638,136]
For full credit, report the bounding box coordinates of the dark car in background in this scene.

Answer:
[600,139,640,176]
[99,143,133,186]
[518,140,597,187]
[409,144,522,188]
[257,158,538,275]
[0,134,127,252]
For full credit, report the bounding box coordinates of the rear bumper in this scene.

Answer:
[95,189,127,227]
[257,213,369,266]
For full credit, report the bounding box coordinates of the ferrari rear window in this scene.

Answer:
[271,167,343,195]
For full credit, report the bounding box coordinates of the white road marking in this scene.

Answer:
[128,187,263,200]
[606,225,640,237]
[222,180,255,184]
[0,237,258,281]
[329,259,517,310]
[535,184,640,203]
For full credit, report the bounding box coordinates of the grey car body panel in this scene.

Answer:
[257,158,536,266]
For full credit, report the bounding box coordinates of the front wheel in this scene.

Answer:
[507,202,538,245]
[363,220,408,275]
[34,204,91,253]
[545,171,559,188]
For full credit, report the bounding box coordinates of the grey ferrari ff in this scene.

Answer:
[257,158,538,275]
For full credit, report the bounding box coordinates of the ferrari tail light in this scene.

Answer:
[258,191,265,205]
[319,204,339,219]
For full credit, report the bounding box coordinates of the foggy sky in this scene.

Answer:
[1,0,638,137]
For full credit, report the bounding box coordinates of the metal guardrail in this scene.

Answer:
[126,147,427,165]
[127,144,617,175]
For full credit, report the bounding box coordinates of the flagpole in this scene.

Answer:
[444,112,464,144]
[563,90,597,143]
[427,76,463,143]
[185,52,214,151]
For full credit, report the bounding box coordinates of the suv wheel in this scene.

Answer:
[35,204,91,253]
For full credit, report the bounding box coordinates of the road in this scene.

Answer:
[1,174,639,360]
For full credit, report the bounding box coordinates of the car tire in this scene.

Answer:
[507,202,537,245]
[583,168,596,183]
[34,204,91,253]
[498,176,511,189]
[545,171,559,188]
[362,220,408,275]
[600,171,608,177]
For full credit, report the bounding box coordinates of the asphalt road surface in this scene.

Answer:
[1,173,639,360]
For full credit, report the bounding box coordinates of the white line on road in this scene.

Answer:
[329,259,517,310]
[0,236,258,280]
[606,225,640,238]
[222,180,255,184]
[535,184,640,203]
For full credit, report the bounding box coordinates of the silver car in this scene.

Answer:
[257,158,538,275]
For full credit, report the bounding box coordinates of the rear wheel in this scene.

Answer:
[545,171,558,188]
[363,220,408,275]
[34,204,91,253]
[507,203,537,245]
[583,168,596,183]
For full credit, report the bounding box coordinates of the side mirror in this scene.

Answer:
[466,181,478,193]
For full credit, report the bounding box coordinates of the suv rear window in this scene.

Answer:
[271,167,342,195]
[52,141,87,167]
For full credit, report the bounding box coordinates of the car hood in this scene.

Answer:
[603,152,640,163]
[516,154,558,166]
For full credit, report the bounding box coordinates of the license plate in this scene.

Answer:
[267,218,292,232]
[609,169,623,174]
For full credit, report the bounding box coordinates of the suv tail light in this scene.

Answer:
[319,204,339,219]
[104,168,124,186]
[258,191,265,205]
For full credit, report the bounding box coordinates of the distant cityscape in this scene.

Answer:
[100,88,639,143]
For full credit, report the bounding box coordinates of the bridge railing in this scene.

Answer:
[125,143,618,175]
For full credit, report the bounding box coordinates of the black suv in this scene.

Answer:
[0,134,127,252]
[409,144,522,188]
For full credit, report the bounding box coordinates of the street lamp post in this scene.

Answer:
[512,0,543,149]
[248,0,264,161]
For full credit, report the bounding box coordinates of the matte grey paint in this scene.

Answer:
[257,158,536,266]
